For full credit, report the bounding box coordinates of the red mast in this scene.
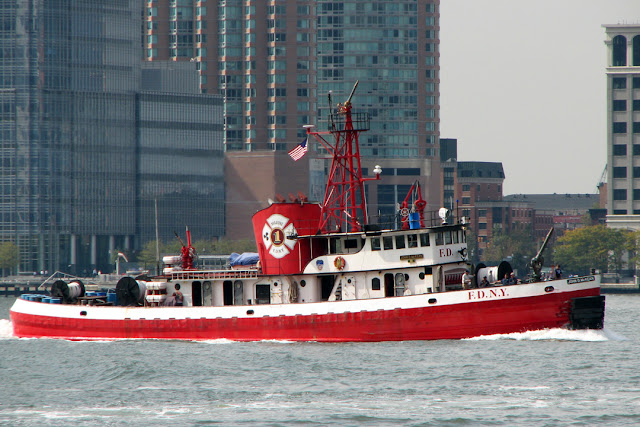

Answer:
[308,81,381,234]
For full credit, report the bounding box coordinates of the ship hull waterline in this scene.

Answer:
[10,280,601,342]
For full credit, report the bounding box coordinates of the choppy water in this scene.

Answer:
[0,294,638,426]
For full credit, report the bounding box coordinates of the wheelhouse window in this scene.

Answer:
[383,236,393,250]
[435,232,444,245]
[329,238,342,254]
[344,239,359,250]
[419,233,430,247]
[407,234,418,248]
[372,277,381,290]
[395,235,405,249]
[445,231,453,244]
[371,237,381,251]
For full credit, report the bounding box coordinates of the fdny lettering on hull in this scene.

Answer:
[468,288,509,300]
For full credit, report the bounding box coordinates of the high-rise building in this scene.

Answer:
[144,1,442,239]
[0,2,141,273]
[136,62,225,246]
[0,2,224,274]
[144,1,317,240]
[603,25,640,230]
[316,0,442,223]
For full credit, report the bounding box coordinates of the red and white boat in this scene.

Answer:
[10,86,605,341]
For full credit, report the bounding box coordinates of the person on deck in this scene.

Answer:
[555,265,563,279]
[508,272,518,285]
[480,276,490,288]
[501,273,510,286]
[461,270,472,290]
[173,284,184,306]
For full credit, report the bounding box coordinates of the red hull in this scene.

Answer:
[10,288,600,342]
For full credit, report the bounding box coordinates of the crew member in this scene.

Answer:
[173,284,184,306]
[461,270,472,290]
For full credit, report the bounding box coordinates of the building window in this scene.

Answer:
[634,122,640,134]
[634,77,640,89]
[478,223,487,230]
[613,35,627,66]
[634,100,640,111]
[612,77,626,89]
[396,168,421,176]
[634,35,640,66]
[462,184,470,192]
[462,197,470,205]
[613,209,627,214]
[634,167,640,178]
[613,189,627,201]
[634,189,640,200]
[613,122,627,134]
[478,209,487,217]
[634,145,640,156]
[613,167,627,178]
[613,145,627,156]
[613,100,627,111]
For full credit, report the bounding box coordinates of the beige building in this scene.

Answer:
[604,24,640,230]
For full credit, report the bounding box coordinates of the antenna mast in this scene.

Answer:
[308,81,381,233]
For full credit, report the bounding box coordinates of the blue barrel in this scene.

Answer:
[409,212,421,229]
[97,292,107,297]
[107,293,117,305]
[21,294,31,300]
[85,291,96,297]
[42,297,51,303]
[50,298,61,304]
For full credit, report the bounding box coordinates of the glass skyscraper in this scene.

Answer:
[0,1,140,273]
[0,1,224,273]
[317,1,439,159]
[316,1,441,221]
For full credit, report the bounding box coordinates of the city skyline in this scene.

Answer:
[440,0,639,196]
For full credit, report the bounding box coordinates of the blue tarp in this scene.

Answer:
[229,252,260,266]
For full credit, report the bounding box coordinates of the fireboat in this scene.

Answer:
[10,83,605,341]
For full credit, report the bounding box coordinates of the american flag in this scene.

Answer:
[288,137,308,161]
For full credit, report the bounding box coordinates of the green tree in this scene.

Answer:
[137,241,160,267]
[211,238,257,254]
[553,225,631,274]
[0,241,18,276]
[483,226,538,274]
[464,227,479,265]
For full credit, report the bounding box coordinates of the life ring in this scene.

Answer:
[334,256,346,270]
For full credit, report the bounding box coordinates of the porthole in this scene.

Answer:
[419,272,425,280]
[300,280,306,287]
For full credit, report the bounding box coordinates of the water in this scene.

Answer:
[0,294,638,426]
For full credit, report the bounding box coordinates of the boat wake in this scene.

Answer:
[0,318,13,339]
[466,328,626,342]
